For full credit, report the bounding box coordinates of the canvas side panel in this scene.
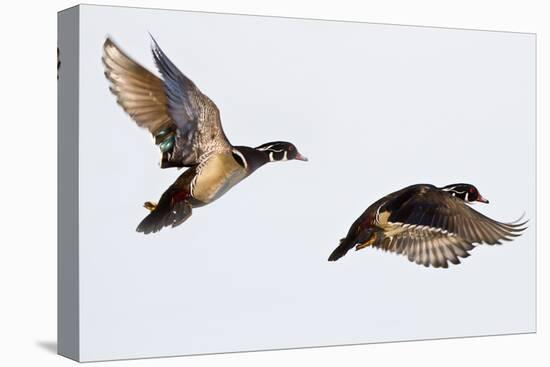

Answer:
[57,5,80,362]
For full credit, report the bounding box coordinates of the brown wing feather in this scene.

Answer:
[150,37,232,164]
[102,38,173,135]
[102,37,232,167]
[387,188,527,245]
[372,225,475,268]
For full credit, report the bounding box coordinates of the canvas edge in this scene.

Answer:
[57,4,81,362]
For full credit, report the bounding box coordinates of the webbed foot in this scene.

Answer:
[143,201,157,211]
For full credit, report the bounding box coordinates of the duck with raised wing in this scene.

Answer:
[102,37,307,234]
[328,184,526,268]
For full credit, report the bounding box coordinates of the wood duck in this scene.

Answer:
[328,184,527,268]
[102,37,307,234]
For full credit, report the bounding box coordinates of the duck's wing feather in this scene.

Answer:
[386,188,527,245]
[150,37,231,163]
[369,223,473,268]
[103,38,172,136]
[102,37,232,167]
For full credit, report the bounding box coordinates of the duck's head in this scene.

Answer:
[442,183,489,203]
[255,141,308,162]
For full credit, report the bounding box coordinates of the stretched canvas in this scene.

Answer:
[58,4,536,362]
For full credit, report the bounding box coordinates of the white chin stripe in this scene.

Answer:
[261,147,287,161]
[268,150,288,161]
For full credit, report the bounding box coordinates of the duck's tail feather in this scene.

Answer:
[328,237,355,261]
[136,200,192,234]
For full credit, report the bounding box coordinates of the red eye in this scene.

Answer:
[469,188,475,193]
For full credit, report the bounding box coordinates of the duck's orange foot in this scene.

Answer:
[356,232,377,250]
[143,201,157,211]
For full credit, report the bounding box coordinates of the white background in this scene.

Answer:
[76,5,535,361]
[0,0,547,366]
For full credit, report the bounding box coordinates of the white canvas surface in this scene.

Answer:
[75,5,535,361]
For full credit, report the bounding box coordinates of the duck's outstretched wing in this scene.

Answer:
[386,188,527,245]
[103,38,172,136]
[370,223,475,268]
[102,37,232,168]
